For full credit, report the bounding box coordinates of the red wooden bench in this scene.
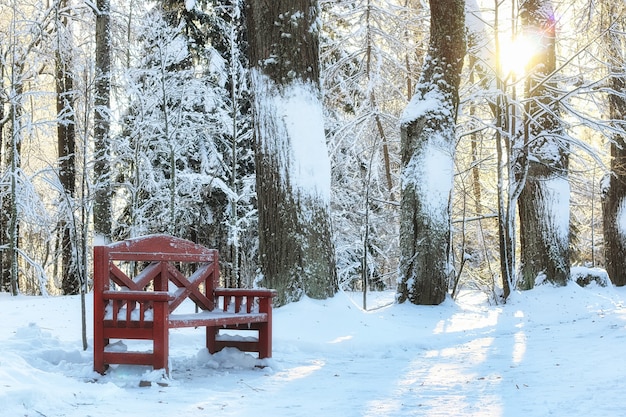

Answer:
[93,234,276,374]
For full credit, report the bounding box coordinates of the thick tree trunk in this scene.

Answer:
[245,0,337,306]
[518,0,570,289]
[601,2,626,286]
[56,2,79,295]
[93,0,112,243]
[397,0,465,305]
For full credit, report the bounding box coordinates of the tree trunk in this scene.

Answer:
[56,1,79,295]
[3,4,24,295]
[397,0,465,305]
[601,2,626,286]
[518,0,570,289]
[93,0,112,243]
[245,0,338,306]
[467,0,516,300]
[6,77,23,296]
[0,50,9,293]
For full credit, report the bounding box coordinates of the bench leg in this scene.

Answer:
[204,322,272,359]
[258,322,272,359]
[93,304,108,374]
[206,326,218,354]
[153,326,169,373]
[94,337,107,374]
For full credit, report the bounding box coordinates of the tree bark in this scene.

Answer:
[245,0,338,306]
[93,0,112,243]
[3,3,24,295]
[6,75,23,296]
[0,49,8,293]
[601,1,626,286]
[397,0,465,305]
[56,1,79,295]
[518,0,570,289]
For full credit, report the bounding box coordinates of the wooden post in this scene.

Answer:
[93,245,108,374]
[152,293,169,371]
[258,296,272,358]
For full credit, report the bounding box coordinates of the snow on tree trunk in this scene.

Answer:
[519,174,570,287]
[245,0,337,306]
[601,1,626,286]
[518,0,570,289]
[397,0,465,305]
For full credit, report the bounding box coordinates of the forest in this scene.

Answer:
[1,0,624,307]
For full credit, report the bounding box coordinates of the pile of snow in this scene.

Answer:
[2,279,626,416]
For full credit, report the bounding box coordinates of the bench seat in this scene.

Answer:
[168,311,269,328]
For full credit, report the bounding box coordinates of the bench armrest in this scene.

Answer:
[102,290,173,302]
[213,288,276,314]
[213,288,277,298]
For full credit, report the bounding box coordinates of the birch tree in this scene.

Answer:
[397,0,465,305]
[517,0,570,289]
[245,0,338,305]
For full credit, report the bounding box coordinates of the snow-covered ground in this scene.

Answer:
[2,281,626,416]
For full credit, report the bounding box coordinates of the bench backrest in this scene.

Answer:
[93,234,219,314]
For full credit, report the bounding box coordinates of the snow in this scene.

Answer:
[465,0,494,71]
[3,280,626,416]
[400,82,450,126]
[400,78,455,227]
[184,0,196,11]
[540,175,570,247]
[251,70,331,202]
[282,81,331,201]
[617,198,626,240]
[402,135,454,224]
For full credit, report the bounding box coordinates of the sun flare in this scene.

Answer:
[499,35,540,77]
